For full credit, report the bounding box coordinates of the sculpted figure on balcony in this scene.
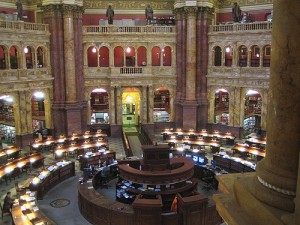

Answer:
[232,2,241,22]
[145,4,153,25]
[16,0,23,20]
[106,5,114,25]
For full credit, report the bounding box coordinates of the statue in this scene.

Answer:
[106,5,114,25]
[232,2,241,22]
[145,4,153,25]
[16,0,23,21]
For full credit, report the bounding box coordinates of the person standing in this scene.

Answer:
[232,2,241,22]
[3,191,14,213]
[15,0,23,21]
[106,5,114,25]
[145,4,153,25]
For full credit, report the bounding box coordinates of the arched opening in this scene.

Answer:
[0,45,7,69]
[114,46,124,67]
[24,46,34,69]
[214,46,222,66]
[0,95,15,144]
[244,90,262,132]
[99,46,109,67]
[122,88,140,127]
[154,87,170,122]
[238,45,247,67]
[32,91,46,139]
[250,45,260,67]
[10,46,19,69]
[214,88,229,125]
[87,46,98,67]
[224,46,232,67]
[151,46,161,66]
[37,46,45,68]
[263,45,271,67]
[90,88,109,125]
[163,46,171,66]
[137,46,147,66]
[125,46,135,67]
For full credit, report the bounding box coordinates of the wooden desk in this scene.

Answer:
[12,191,56,225]
[232,144,265,158]
[79,150,116,170]
[29,161,75,199]
[0,153,44,184]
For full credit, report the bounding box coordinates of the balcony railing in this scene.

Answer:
[209,21,272,33]
[83,25,176,34]
[0,20,49,32]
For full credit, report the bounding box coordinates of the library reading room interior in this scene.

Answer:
[0,0,299,225]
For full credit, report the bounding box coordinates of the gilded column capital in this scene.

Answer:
[173,8,185,21]
[198,7,215,20]
[62,5,77,18]
[184,7,198,18]
[42,4,62,18]
[74,6,85,19]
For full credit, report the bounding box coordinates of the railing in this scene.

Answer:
[209,21,272,33]
[83,25,176,34]
[0,20,49,32]
[120,67,143,74]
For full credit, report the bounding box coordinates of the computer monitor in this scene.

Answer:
[211,159,216,167]
[193,155,198,162]
[185,154,192,158]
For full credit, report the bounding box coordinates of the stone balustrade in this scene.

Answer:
[0,68,52,82]
[83,25,176,34]
[0,20,49,33]
[209,21,272,33]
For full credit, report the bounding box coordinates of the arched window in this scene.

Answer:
[163,46,171,66]
[263,45,271,67]
[214,88,229,125]
[125,46,135,67]
[99,46,109,67]
[90,88,109,124]
[238,45,247,67]
[137,46,147,66]
[24,46,34,69]
[10,46,19,69]
[214,46,222,66]
[152,46,161,66]
[250,45,260,67]
[0,45,7,69]
[224,46,232,67]
[87,46,98,67]
[114,46,124,67]
[37,46,45,68]
[154,88,170,122]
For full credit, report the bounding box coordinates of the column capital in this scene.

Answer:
[198,7,214,19]
[173,8,185,21]
[73,5,85,19]
[42,4,62,18]
[184,7,198,18]
[62,4,77,18]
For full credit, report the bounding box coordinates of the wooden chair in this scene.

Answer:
[0,201,10,219]
[15,181,25,197]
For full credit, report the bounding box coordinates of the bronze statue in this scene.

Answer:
[106,5,114,25]
[16,0,23,21]
[232,2,241,22]
[145,4,153,25]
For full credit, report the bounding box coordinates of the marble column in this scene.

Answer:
[208,87,215,124]
[44,90,53,130]
[259,47,264,67]
[116,87,122,125]
[109,88,116,125]
[184,7,197,101]
[148,85,154,124]
[141,86,147,123]
[260,89,268,130]
[252,0,300,212]
[63,5,76,102]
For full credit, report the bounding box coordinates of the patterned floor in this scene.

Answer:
[0,136,125,224]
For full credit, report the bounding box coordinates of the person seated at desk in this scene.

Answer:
[100,166,111,188]
[3,191,14,213]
